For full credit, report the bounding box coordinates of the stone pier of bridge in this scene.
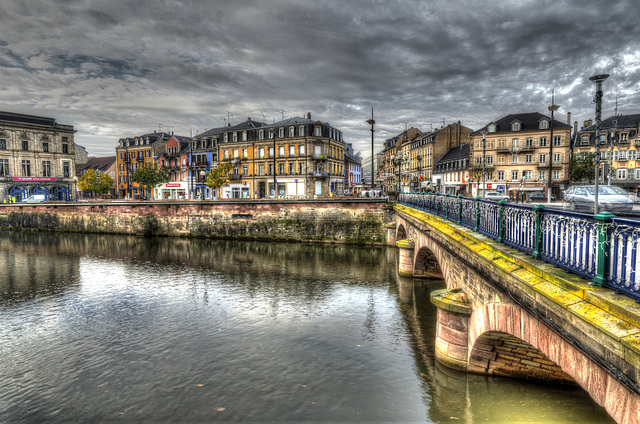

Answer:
[392,204,640,424]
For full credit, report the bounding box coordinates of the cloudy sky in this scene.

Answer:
[1,0,639,157]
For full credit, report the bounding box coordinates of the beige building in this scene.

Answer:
[0,111,77,201]
[469,112,572,199]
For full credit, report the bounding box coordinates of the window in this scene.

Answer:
[523,170,532,180]
[475,156,483,165]
[525,138,534,148]
[22,160,31,176]
[539,153,547,164]
[268,164,273,175]
[620,133,629,143]
[62,136,68,142]
[486,156,494,165]
[289,127,295,137]
[539,120,549,129]
[259,164,265,175]
[279,128,284,138]
[511,170,519,181]
[233,149,239,159]
[0,139,5,149]
[525,154,532,164]
[299,145,305,156]
[242,166,248,176]
[497,155,505,164]
[553,136,561,146]
[278,163,284,174]
[511,122,521,131]
[242,131,247,141]
[539,137,547,147]
[553,153,561,163]
[636,168,640,179]
[146,150,150,158]
[581,135,590,145]
[315,127,321,137]
[223,150,229,159]
[511,154,518,164]
[617,169,627,179]
[224,133,228,142]
[258,130,264,140]
[299,126,305,136]
[289,163,295,174]
[289,145,295,157]
[629,150,637,161]
[232,132,237,142]
[259,147,265,158]
[615,151,628,161]
[299,163,304,174]
[279,146,285,157]
[269,147,274,158]
[488,124,496,133]
[512,138,519,148]
[42,142,49,152]
[22,140,29,151]
[552,170,561,180]
[0,159,8,176]
[42,160,51,177]
[538,171,546,181]
[242,148,248,159]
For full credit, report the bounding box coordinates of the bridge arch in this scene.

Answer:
[396,223,407,242]
[468,302,637,421]
[395,216,450,283]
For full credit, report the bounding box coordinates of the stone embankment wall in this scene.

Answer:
[0,200,392,244]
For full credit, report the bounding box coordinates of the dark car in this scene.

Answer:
[529,192,555,202]
[134,194,148,201]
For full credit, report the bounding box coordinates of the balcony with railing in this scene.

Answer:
[228,173,242,180]
[312,171,329,178]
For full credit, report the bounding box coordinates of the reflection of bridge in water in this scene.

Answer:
[392,193,640,424]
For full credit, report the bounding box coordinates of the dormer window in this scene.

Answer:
[488,124,497,133]
[299,126,305,136]
[289,127,295,137]
[315,126,321,137]
[224,133,228,142]
[232,132,237,142]
[511,122,521,131]
[242,131,247,141]
[279,127,284,138]
[259,130,264,140]
[539,120,549,130]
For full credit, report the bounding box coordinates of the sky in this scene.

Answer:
[1,0,639,158]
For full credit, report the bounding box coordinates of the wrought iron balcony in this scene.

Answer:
[228,173,242,180]
[312,171,329,178]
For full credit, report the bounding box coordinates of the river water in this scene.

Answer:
[0,232,614,423]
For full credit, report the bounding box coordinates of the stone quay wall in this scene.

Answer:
[0,199,393,244]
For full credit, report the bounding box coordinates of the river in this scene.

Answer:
[0,232,614,422]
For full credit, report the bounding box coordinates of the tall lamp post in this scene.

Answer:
[367,108,375,190]
[590,74,609,215]
[72,176,78,202]
[199,170,206,199]
[608,124,617,185]
[547,90,560,203]
[480,129,487,198]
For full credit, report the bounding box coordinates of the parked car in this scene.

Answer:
[563,185,633,214]
[528,192,555,202]
[484,192,509,202]
[23,194,46,203]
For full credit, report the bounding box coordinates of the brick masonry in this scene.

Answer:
[0,199,392,244]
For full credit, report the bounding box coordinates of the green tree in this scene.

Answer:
[205,163,233,198]
[77,169,114,198]
[569,153,596,183]
[130,162,170,198]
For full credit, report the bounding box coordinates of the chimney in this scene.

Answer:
[574,121,578,135]
[307,113,311,119]
[583,119,593,129]
[567,112,571,126]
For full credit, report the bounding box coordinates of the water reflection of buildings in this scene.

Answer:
[0,233,80,303]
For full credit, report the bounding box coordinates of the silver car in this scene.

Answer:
[484,192,509,202]
[564,185,633,214]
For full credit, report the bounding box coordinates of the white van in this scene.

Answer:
[24,194,46,203]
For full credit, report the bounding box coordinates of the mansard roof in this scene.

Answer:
[76,156,117,174]
[471,112,571,135]
[435,143,470,165]
[581,113,640,132]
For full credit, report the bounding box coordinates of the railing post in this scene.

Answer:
[435,192,441,216]
[457,195,463,225]
[531,204,545,259]
[592,211,615,287]
[497,199,507,243]
[474,196,481,232]
[445,193,450,219]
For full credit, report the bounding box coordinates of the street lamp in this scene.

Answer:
[548,90,560,203]
[72,176,78,202]
[480,129,487,198]
[199,170,206,199]
[590,73,609,215]
[367,107,375,190]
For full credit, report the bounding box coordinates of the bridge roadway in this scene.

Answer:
[391,204,640,424]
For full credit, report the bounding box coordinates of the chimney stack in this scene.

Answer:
[567,112,571,126]
[307,112,311,119]
[574,121,578,135]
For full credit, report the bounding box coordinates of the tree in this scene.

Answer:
[205,163,233,198]
[77,169,114,198]
[130,162,170,198]
[569,152,596,183]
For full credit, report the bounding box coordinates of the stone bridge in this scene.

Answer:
[390,204,640,424]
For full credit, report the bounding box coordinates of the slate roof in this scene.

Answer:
[198,119,265,138]
[471,112,571,135]
[435,144,470,165]
[76,156,117,174]
[0,111,56,127]
[581,113,640,131]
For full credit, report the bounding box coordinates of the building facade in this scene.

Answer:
[431,144,470,195]
[469,112,572,199]
[574,113,640,189]
[0,111,77,202]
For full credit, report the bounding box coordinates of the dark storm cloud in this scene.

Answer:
[0,0,638,156]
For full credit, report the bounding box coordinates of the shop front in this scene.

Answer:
[266,178,305,198]
[507,181,545,203]
[3,176,73,202]
[222,181,252,199]
[155,182,188,200]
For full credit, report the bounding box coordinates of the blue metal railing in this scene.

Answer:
[398,192,639,302]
